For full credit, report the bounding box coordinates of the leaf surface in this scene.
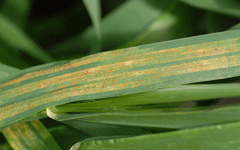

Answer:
[181,0,240,18]
[72,121,240,150]
[83,0,102,54]
[2,120,62,150]
[0,14,54,63]
[1,29,240,129]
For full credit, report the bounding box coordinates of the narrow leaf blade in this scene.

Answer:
[1,29,240,128]
[0,14,54,63]
[83,0,102,54]
[72,122,240,150]
[2,120,62,150]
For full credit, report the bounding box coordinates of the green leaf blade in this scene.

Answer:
[0,14,54,63]
[2,120,62,150]
[72,122,240,150]
[1,29,240,129]
[1,0,32,29]
[50,0,161,54]
[83,0,102,54]
[181,0,240,18]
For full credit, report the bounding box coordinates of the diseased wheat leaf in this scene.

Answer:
[0,64,57,150]
[46,83,240,128]
[2,120,62,150]
[1,30,240,129]
[54,83,240,112]
[47,100,240,129]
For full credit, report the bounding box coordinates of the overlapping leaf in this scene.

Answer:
[2,120,61,150]
[121,1,203,48]
[0,13,54,63]
[50,0,161,54]
[83,0,102,54]
[1,29,240,130]
[1,0,32,29]
[47,83,240,128]
[0,64,60,149]
[49,125,90,150]
[228,23,240,31]
[71,121,240,150]
[181,0,240,18]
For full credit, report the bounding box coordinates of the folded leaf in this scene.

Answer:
[71,121,240,150]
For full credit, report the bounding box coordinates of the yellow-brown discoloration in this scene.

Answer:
[0,80,146,120]
[0,37,240,124]
[1,43,237,98]
[0,60,139,99]
[1,53,240,120]
[0,44,237,100]
[2,121,47,149]
[2,128,19,149]
[0,49,128,88]
[0,39,237,90]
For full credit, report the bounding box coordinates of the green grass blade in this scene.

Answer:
[0,63,47,132]
[0,42,35,69]
[1,29,240,129]
[2,120,62,150]
[77,105,240,129]
[83,0,102,54]
[48,95,240,129]
[1,0,32,29]
[143,0,175,10]
[54,83,240,112]
[49,125,90,150]
[0,142,12,150]
[181,0,240,18]
[17,111,47,123]
[70,135,133,150]
[63,119,149,137]
[0,111,47,131]
[0,63,19,78]
[121,1,202,48]
[228,23,240,31]
[72,121,240,150]
[202,11,239,33]
[50,0,161,54]
[0,14,54,63]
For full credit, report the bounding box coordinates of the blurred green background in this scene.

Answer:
[0,0,239,69]
[1,0,240,149]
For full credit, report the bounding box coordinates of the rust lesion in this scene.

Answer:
[0,50,119,88]
[39,81,50,89]
[1,38,240,122]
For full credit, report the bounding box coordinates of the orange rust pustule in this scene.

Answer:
[1,42,238,99]
[1,53,240,120]
[1,38,240,121]
[0,49,128,88]
[0,39,237,89]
